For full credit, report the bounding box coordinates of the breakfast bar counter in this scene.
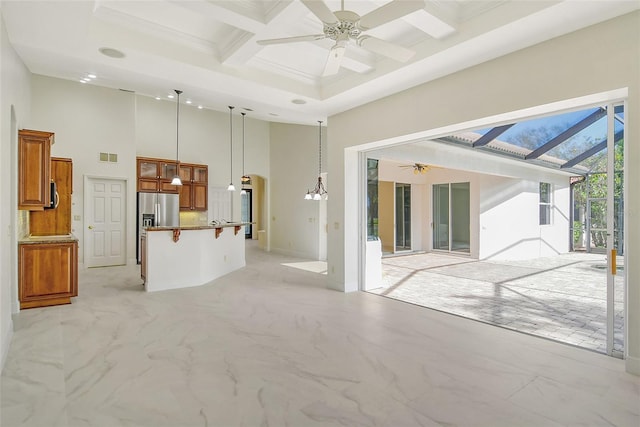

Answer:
[141,223,248,292]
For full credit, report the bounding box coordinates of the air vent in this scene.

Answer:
[99,152,118,163]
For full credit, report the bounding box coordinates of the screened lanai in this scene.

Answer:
[437,104,625,255]
[367,103,626,356]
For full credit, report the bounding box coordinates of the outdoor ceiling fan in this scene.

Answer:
[399,163,437,174]
[256,0,425,76]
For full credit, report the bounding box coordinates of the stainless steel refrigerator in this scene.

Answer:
[137,192,180,263]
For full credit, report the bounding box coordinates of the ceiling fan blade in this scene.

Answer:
[358,0,425,30]
[301,0,338,25]
[357,36,415,62]
[323,41,347,76]
[257,34,326,45]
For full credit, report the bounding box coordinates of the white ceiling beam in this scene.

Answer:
[222,1,312,67]
[168,0,266,33]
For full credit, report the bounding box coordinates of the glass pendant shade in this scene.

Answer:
[171,176,182,186]
[227,183,236,191]
[304,191,312,200]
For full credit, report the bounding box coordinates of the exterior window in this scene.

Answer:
[539,182,552,225]
[367,159,379,239]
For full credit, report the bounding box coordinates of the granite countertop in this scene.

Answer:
[19,234,79,244]
[145,222,250,232]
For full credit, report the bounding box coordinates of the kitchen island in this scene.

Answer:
[141,223,247,292]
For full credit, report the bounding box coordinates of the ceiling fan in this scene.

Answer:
[399,163,438,174]
[256,0,425,76]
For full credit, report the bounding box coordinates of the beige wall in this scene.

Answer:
[0,13,32,370]
[328,12,640,374]
[269,122,326,259]
[378,181,394,253]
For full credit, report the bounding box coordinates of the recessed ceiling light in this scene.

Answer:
[291,99,306,105]
[269,113,279,116]
[168,94,174,99]
[79,80,87,83]
[155,96,161,100]
[198,105,203,109]
[98,47,125,59]
[186,100,192,104]
[87,74,97,79]
[242,107,254,112]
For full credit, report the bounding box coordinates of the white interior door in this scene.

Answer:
[85,177,127,267]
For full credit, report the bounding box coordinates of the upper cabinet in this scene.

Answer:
[178,163,208,211]
[18,129,54,210]
[136,157,179,193]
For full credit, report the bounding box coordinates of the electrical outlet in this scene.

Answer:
[73,215,81,221]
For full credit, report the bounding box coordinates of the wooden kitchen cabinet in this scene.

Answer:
[30,158,73,236]
[18,240,78,309]
[18,129,54,210]
[178,163,208,211]
[136,157,179,193]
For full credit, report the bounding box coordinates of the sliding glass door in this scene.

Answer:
[433,182,470,253]
[395,183,411,251]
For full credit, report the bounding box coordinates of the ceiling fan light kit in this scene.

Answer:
[257,0,424,76]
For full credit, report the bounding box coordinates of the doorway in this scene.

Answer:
[241,189,252,238]
[395,183,411,251]
[361,98,626,358]
[432,182,470,253]
[84,176,127,267]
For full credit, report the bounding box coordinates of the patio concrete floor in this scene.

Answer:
[369,251,625,356]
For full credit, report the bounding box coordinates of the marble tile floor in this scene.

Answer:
[371,252,625,355]
[2,243,638,427]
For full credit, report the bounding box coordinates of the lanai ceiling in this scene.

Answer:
[1,0,638,124]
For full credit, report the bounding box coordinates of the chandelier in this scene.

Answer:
[304,120,327,201]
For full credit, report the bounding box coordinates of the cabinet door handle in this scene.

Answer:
[54,191,60,209]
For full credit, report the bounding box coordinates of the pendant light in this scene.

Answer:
[170,89,183,186]
[227,106,236,191]
[240,112,248,195]
[304,120,327,200]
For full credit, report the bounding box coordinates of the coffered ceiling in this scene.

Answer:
[2,0,638,124]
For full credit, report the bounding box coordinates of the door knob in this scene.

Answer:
[88,225,93,229]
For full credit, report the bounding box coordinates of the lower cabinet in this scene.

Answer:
[18,241,78,309]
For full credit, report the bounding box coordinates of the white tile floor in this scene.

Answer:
[2,242,639,426]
